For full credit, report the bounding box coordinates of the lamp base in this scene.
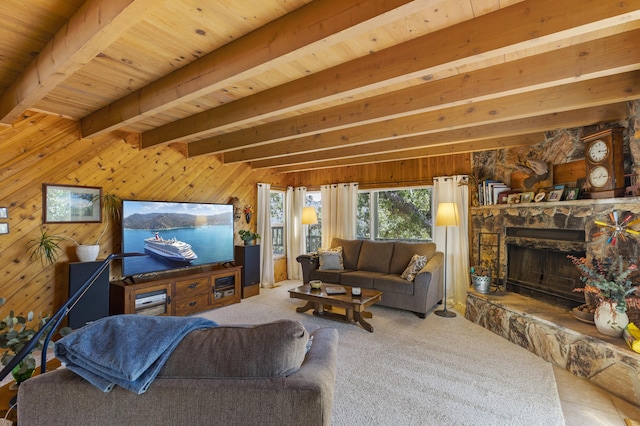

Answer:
[434,309,457,318]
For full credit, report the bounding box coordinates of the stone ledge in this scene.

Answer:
[465,290,640,406]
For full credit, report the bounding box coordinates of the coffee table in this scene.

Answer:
[288,284,383,332]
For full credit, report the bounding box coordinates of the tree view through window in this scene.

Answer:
[270,191,284,256]
[357,187,433,241]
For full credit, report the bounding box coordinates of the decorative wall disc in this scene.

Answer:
[593,211,640,246]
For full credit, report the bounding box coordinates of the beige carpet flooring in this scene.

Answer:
[195,280,566,426]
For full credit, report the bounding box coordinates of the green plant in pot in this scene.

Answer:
[28,192,122,265]
[238,230,260,246]
[0,298,71,385]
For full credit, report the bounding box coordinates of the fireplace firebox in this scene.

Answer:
[505,227,586,308]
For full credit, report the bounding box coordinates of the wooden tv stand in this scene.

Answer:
[110,266,241,317]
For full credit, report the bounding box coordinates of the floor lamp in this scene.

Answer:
[434,202,460,318]
[301,206,318,252]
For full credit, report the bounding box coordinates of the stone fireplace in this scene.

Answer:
[468,198,640,406]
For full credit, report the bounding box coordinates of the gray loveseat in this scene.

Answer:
[18,320,338,426]
[297,238,443,318]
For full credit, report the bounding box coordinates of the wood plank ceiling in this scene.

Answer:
[1,0,639,172]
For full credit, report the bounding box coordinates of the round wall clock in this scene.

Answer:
[587,140,608,162]
[589,166,610,188]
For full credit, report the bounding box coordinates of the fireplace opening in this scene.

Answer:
[505,227,586,309]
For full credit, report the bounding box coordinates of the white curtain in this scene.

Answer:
[286,186,307,280]
[432,175,470,307]
[320,183,358,247]
[257,183,274,287]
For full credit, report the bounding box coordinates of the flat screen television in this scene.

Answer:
[121,200,234,278]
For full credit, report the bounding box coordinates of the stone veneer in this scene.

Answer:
[471,197,640,282]
[465,290,640,406]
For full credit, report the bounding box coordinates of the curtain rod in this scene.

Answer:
[269,178,435,192]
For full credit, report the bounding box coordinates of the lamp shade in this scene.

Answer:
[435,202,459,227]
[301,207,318,225]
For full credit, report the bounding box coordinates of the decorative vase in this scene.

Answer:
[594,302,629,338]
[76,244,100,262]
[11,361,34,385]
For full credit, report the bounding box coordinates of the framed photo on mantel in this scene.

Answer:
[43,184,102,223]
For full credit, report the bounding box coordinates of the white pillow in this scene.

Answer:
[401,254,428,282]
[318,246,344,270]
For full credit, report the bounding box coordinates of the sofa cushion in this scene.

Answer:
[159,320,309,378]
[310,268,350,283]
[374,274,415,296]
[339,270,384,288]
[330,238,363,270]
[389,242,436,275]
[357,240,395,273]
[318,247,344,270]
[401,254,428,282]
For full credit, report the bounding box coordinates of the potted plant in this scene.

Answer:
[238,230,260,246]
[75,192,122,261]
[0,298,71,386]
[470,263,492,293]
[28,192,122,265]
[569,255,640,337]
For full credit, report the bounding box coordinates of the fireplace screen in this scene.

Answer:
[507,244,586,307]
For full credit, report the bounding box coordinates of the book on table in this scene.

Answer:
[325,286,347,295]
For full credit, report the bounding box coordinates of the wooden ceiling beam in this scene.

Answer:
[269,134,546,173]
[0,0,158,126]
[221,72,639,163]
[248,103,629,169]
[79,0,422,137]
[187,29,640,155]
[144,0,640,148]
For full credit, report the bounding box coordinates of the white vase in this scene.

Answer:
[76,244,100,262]
[594,302,629,338]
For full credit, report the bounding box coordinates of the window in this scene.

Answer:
[305,192,321,252]
[270,191,285,256]
[357,187,433,241]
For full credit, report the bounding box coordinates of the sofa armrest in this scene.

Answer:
[412,251,444,312]
[297,253,319,283]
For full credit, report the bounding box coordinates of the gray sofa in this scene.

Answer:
[297,238,443,318]
[18,320,338,426]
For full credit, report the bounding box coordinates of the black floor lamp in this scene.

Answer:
[434,202,460,318]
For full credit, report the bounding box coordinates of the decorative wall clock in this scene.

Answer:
[582,128,625,199]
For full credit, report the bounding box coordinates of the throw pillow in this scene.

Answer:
[401,254,428,282]
[318,246,344,270]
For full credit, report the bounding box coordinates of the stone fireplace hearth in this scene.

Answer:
[465,290,640,407]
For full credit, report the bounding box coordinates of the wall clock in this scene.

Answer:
[582,128,625,199]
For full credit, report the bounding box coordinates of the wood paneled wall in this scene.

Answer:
[0,111,292,318]
[286,154,472,189]
[0,111,471,318]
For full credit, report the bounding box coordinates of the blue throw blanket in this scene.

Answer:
[54,315,217,394]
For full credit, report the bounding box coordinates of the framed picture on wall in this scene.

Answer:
[43,184,102,223]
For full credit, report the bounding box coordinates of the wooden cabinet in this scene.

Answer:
[110,266,241,316]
